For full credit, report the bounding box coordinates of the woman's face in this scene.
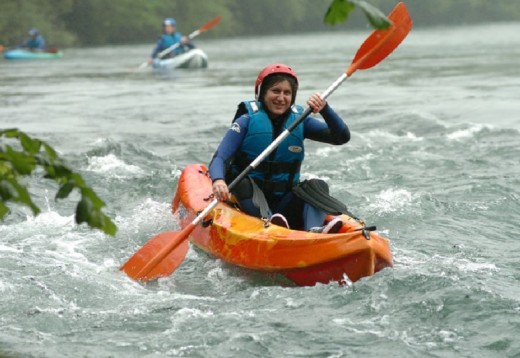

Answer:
[263,79,293,117]
[164,24,175,34]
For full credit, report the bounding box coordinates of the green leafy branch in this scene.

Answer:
[0,128,117,236]
[325,0,391,29]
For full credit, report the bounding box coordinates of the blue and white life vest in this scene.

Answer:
[230,100,305,197]
[160,33,183,55]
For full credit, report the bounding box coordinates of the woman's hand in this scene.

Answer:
[307,93,326,113]
[212,179,230,201]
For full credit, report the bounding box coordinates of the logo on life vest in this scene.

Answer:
[288,146,303,153]
[230,123,241,133]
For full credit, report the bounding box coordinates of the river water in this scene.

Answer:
[1,23,520,357]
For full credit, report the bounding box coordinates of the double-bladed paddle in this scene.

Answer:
[121,2,413,281]
[135,16,222,71]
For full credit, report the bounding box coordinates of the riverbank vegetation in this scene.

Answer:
[1,0,519,48]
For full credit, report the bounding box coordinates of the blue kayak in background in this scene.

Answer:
[3,48,63,60]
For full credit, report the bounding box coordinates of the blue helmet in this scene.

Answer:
[163,18,176,27]
[29,28,39,36]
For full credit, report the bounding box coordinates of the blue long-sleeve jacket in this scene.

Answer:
[209,103,350,182]
[150,32,195,58]
[23,35,46,50]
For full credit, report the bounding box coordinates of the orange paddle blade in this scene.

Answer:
[347,2,412,76]
[200,16,222,32]
[120,223,194,281]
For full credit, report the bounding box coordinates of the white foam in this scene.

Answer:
[207,266,226,282]
[453,259,498,274]
[364,129,424,142]
[116,198,175,236]
[44,233,93,263]
[405,131,424,141]
[285,297,303,308]
[447,123,490,140]
[368,188,414,214]
[0,244,22,253]
[170,307,215,329]
[0,280,13,292]
[86,153,145,178]
[0,210,75,240]
[314,146,343,157]
[396,250,498,283]
[340,152,376,165]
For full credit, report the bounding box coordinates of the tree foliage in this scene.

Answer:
[0,0,76,47]
[0,129,117,236]
[1,0,519,47]
[325,0,390,29]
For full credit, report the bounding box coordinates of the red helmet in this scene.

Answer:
[254,64,298,99]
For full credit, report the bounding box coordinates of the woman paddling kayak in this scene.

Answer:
[21,28,47,50]
[147,17,195,65]
[209,64,351,233]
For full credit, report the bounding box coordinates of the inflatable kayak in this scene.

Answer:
[3,48,63,60]
[172,164,393,286]
[153,48,208,70]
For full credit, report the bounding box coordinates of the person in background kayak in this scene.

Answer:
[209,64,350,234]
[21,28,46,50]
[147,17,195,64]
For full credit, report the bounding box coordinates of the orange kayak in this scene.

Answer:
[172,163,393,286]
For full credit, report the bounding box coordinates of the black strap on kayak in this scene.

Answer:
[292,179,359,219]
[231,175,271,219]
